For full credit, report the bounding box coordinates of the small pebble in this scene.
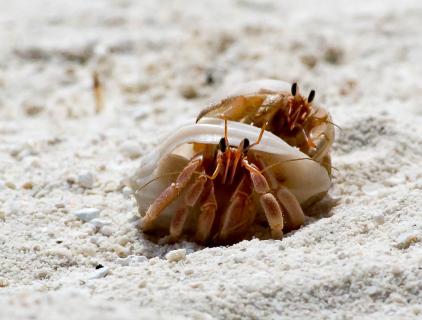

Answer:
[132,106,149,120]
[79,244,97,257]
[89,218,111,229]
[5,181,16,190]
[22,102,44,116]
[78,171,95,189]
[74,208,100,222]
[189,282,203,289]
[114,245,130,258]
[118,236,131,246]
[82,223,97,236]
[165,249,186,262]
[373,213,385,225]
[362,183,382,196]
[90,236,100,245]
[116,255,147,266]
[324,46,344,64]
[100,225,113,237]
[233,255,244,264]
[88,266,109,279]
[388,292,406,304]
[391,264,402,276]
[184,269,194,276]
[205,69,215,85]
[95,264,104,269]
[300,54,318,69]
[116,257,130,266]
[48,247,71,258]
[396,232,418,249]
[66,176,76,185]
[103,181,118,192]
[122,186,132,197]
[0,211,5,221]
[22,156,41,169]
[120,141,141,159]
[36,269,50,280]
[366,286,379,296]
[179,84,197,99]
[0,277,9,287]
[22,181,34,190]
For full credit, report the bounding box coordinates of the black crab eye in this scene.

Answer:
[219,137,227,152]
[291,82,297,96]
[243,138,250,151]
[308,90,315,103]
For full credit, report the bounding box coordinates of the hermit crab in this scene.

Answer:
[129,118,331,245]
[196,79,335,174]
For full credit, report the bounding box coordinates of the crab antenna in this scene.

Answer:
[135,169,208,194]
[135,171,185,194]
[308,90,316,103]
[260,157,317,174]
[291,82,297,96]
[305,115,342,131]
[331,165,339,172]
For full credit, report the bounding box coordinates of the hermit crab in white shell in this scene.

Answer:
[196,79,335,175]
[129,118,331,245]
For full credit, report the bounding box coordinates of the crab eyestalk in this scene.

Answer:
[308,90,315,103]
[291,82,297,96]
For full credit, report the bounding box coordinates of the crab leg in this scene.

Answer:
[253,157,305,230]
[305,110,335,161]
[250,94,284,124]
[196,95,266,123]
[195,180,217,243]
[242,160,284,239]
[169,174,207,241]
[310,131,333,162]
[276,187,305,230]
[301,127,317,149]
[141,156,203,231]
[169,207,189,242]
[217,175,255,243]
[260,194,284,239]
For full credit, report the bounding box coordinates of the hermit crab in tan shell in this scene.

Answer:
[196,79,335,174]
[128,118,331,245]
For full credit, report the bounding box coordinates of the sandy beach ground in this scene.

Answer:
[1,0,422,319]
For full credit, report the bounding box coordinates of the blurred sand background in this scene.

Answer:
[1,0,422,319]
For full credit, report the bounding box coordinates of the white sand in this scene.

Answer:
[1,0,422,319]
